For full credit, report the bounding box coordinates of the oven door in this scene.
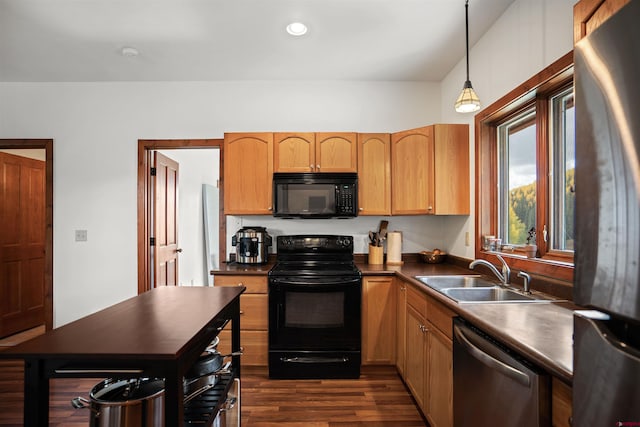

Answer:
[269,276,361,350]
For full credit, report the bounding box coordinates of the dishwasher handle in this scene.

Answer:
[454,325,531,387]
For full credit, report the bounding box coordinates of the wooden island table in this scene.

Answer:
[0,285,244,426]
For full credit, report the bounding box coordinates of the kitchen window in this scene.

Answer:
[475,52,574,282]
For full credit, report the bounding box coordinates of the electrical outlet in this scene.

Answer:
[75,229,88,242]
[465,231,470,247]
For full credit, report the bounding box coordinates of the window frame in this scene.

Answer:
[474,51,574,283]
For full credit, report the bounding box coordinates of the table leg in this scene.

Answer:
[231,298,241,377]
[23,358,49,426]
[164,367,183,426]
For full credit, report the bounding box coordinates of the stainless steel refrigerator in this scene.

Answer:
[574,1,640,425]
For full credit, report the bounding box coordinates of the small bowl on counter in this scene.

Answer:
[420,250,447,264]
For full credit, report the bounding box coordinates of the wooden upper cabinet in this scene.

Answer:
[357,133,391,215]
[433,124,470,215]
[391,126,435,214]
[315,132,357,172]
[273,132,357,172]
[224,132,274,215]
[391,124,469,215]
[574,0,630,43]
[273,133,315,173]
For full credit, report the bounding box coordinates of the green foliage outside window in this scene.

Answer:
[508,168,575,248]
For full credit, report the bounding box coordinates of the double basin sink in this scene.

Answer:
[416,275,552,303]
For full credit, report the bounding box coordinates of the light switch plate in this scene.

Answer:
[75,229,88,242]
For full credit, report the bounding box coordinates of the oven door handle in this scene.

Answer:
[270,277,361,287]
[280,356,350,364]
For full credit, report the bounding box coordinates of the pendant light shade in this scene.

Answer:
[455,0,481,113]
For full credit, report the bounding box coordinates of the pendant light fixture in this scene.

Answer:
[455,0,481,113]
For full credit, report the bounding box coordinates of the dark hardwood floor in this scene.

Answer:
[0,360,427,426]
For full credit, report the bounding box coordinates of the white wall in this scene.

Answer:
[439,0,576,259]
[158,149,219,287]
[0,81,440,327]
[228,215,448,261]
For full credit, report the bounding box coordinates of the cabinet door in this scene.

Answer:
[273,133,315,173]
[552,378,573,427]
[315,132,357,172]
[405,305,427,411]
[433,124,470,215]
[427,324,453,427]
[573,0,629,43]
[357,133,391,215]
[362,277,396,365]
[223,133,273,214]
[396,281,407,375]
[391,126,434,214]
[218,329,268,366]
[239,294,268,330]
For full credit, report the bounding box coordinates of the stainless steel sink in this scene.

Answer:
[415,275,553,303]
[416,275,497,290]
[441,287,542,303]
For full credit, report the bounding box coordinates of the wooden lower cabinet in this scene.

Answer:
[427,325,453,427]
[217,329,268,366]
[396,280,407,376]
[552,377,573,427]
[405,303,427,410]
[214,274,268,366]
[362,276,396,365]
[401,280,454,427]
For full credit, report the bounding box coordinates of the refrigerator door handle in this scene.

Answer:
[454,325,531,387]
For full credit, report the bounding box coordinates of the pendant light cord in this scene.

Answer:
[465,0,470,82]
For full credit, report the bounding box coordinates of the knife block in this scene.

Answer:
[368,245,384,265]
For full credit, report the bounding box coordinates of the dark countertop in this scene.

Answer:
[213,261,275,274]
[212,260,575,384]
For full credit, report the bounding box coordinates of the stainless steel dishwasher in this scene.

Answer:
[452,318,550,427]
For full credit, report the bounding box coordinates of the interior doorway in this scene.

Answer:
[0,139,53,336]
[137,139,225,294]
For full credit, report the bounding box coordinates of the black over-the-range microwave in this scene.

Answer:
[272,172,358,218]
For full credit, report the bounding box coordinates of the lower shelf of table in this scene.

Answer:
[184,373,235,425]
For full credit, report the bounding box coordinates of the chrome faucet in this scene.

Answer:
[517,271,532,294]
[469,254,511,285]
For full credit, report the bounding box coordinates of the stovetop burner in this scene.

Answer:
[269,235,360,278]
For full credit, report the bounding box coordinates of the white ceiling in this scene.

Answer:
[0,0,515,82]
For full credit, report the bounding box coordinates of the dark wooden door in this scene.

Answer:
[153,152,180,287]
[0,152,46,337]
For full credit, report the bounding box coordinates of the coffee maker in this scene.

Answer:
[232,226,272,264]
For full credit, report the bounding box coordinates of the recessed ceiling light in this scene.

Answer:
[286,22,308,36]
[121,46,139,57]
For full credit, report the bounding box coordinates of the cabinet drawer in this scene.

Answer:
[218,330,268,366]
[240,294,268,330]
[426,296,455,340]
[214,275,268,293]
[407,283,427,317]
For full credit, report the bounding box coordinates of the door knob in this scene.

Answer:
[176,248,183,253]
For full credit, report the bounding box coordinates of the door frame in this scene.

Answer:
[0,139,54,331]
[137,139,225,294]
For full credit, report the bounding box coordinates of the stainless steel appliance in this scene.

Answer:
[268,235,362,379]
[573,1,640,424]
[452,318,550,427]
[272,172,358,218]
[232,226,272,264]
